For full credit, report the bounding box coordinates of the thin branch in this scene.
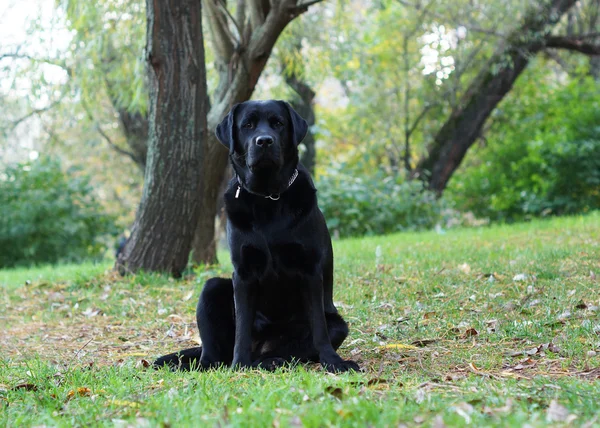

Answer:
[205,0,236,63]
[0,52,69,71]
[80,98,139,163]
[10,99,63,129]
[395,0,506,38]
[94,123,139,161]
[216,0,243,44]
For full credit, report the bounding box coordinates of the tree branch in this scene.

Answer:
[248,0,267,30]
[9,100,62,129]
[80,98,139,164]
[545,35,600,55]
[294,0,324,11]
[205,0,236,64]
[0,52,71,75]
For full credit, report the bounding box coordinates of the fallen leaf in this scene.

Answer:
[167,314,184,323]
[513,273,527,281]
[411,339,437,347]
[463,328,479,338]
[558,310,572,321]
[483,399,513,415]
[546,399,575,423]
[458,263,471,274]
[432,415,446,428]
[414,388,427,404]
[82,307,102,317]
[12,383,37,391]
[137,359,151,369]
[453,402,474,423]
[325,386,343,400]
[575,301,588,310]
[77,387,91,396]
[111,399,141,408]
[367,378,390,389]
[379,343,418,350]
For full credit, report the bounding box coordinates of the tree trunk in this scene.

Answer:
[117,110,149,171]
[286,72,317,175]
[116,0,209,277]
[414,0,577,194]
[191,132,230,264]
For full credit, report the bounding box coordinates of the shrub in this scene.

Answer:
[0,157,118,268]
[317,165,443,237]
[448,73,600,221]
[540,135,600,215]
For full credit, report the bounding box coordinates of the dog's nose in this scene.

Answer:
[255,135,274,147]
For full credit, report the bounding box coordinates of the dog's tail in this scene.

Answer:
[153,347,204,371]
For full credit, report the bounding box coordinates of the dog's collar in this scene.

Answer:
[235,168,299,201]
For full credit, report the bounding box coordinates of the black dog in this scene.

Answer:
[154,100,359,373]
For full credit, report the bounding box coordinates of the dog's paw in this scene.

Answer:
[322,359,361,373]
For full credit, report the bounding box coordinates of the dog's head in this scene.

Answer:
[216,100,308,195]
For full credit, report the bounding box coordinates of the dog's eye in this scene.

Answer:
[243,122,254,129]
[273,120,283,127]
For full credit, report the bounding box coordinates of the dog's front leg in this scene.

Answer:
[231,273,257,369]
[305,276,360,373]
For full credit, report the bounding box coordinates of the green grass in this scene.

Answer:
[1,213,599,427]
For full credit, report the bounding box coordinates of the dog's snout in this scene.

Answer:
[255,135,274,147]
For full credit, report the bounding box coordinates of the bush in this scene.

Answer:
[448,72,600,221]
[317,165,443,237]
[0,157,118,268]
[540,136,600,215]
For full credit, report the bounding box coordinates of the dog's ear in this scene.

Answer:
[215,104,240,151]
[280,101,308,145]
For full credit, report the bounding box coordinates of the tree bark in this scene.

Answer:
[116,0,209,277]
[117,109,149,171]
[414,0,578,194]
[286,72,317,175]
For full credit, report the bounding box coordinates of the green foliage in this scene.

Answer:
[60,0,147,114]
[317,165,443,237]
[0,157,118,268]
[449,68,600,221]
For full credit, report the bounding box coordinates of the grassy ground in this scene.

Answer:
[1,213,599,427]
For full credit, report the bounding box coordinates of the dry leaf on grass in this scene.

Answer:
[411,339,437,347]
[82,308,103,317]
[136,359,151,369]
[324,386,343,400]
[546,399,576,423]
[66,387,92,401]
[12,382,37,391]
[458,263,471,274]
[462,328,479,338]
[483,398,513,415]
[379,343,418,350]
[452,402,474,424]
[507,342,562,358]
